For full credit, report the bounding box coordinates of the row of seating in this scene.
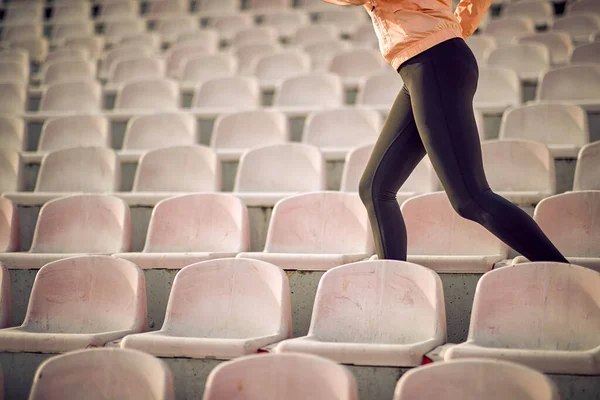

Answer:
[1,190,599,271]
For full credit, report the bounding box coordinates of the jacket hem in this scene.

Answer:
[390,27,464,71]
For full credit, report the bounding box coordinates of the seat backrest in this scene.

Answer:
[119,32,161,50]
[36,147,120,193]
[175,29,219,52]
[234,143,326,192]
[252,50,311,83]
[64,36,105,60]
[133,145,220,192]
[29,348,174,400]
[327,48,384,78]
[206,14,254,40]
[144,194,248,253]
[52,21,94,42]
[193,76,260,109]
[2,23,42,41]
[0,83,26,114]
[51,3,90,22]
[123,112,196,150]
[0,150,23,193]
[568,0,600,14]
[309,260,446,344]
[302,40,350,71]
[485,16,535,39]
[485,43,550,75]
[211,109,289,149]
[203,353,358,400]
[0,197,19,253]
[196,0,240,12]
[40,80,102,112]
[503,0,553,22]
[103,43,155,75]
[474,66,521,106]
[574,141,600,191]
[401,192,509,256]
[552,15,600,38]
[265,192,374,254]
[155,15,198,38]
[0,263,10,328]
[537,64,600,101]
[232,26,279,48]
[9,37,49,63]
[115,79,180,110]
[166,43,213,78]
[303,108,381,149]
[234,43,281,75]
[468,262,600,350]
[39,116,110,152]
[181,54,237,82]
[356,70,405,108]
[570,42,600,64]
[30,195,131,253]
[0,61,28,84]
[481,139,555,193]
[42,59,97,86]
[518,32,573,65]
[273,72,343,107]
[45,48,90,65]
[109,56,165,84]
[0,116,25,152]
[534,190,600,257]
[499,102,589,146]
[23,256,145,333]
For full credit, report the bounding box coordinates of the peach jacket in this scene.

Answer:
[324,0,492,70]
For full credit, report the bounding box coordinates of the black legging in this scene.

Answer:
[359,37,568,263]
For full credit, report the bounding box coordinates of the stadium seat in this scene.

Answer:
[114,79,180,111]
[108,56,166,85]
[119,32,162,50]
[97,0,138,21]
[536,64,600,111]
[401,192,510,272]
[43,48,90,66]
[145,0,188,17]
[481,139,555,204]
[0,116,25,152]
[234,43,282,76]
[237,192,375,270]
[207,13,255,43]
[252,50,311,89]
[355,70,405,112]
[191,76,261,114]
[0,61,28,84]
[484,43,550,83]
[0,198,19,253]
[302,40,351,72]
[38,115,110,152]
[246,0,293,10]
[272,73,344,114]
[474,66,521,114]
[291,24,340,46]
[64,36,105,60]
[499,103,589,158]
[519,32,573,66]
[101,44,156,80]
[233,143,326,206]
[570,42,600,64]
[351,22,379,48]
[315,8,367,36]
[155,15,199,45]
[445,262,600,375]
[194,0,240,18]
[340,144,439,200]
[8,37,48,64]
[1,23,42,42]
[573,141,600,190]
[51,21,95,45]
[484,16,535,44]
[232,26,279,48]
[29,348,174,400]
[261,10,310,40]
[0,49,29,77]
[103,18,148,46]
[175,29,219,50]
[2,5,42,23]
[203,353,358,400]
[115,194,248,269]
[0,82,26,114]
[0,263,9,328]
[327,48,385,87]
[302,108,381,159]
[0,151,23,193]
[121,257,289,357]
[513,191,600,270]
[276,259,446,366]
[552,15,600,44]
[502,0,554,28]
[165,42,215,78]
[0,256,146,353]
[50,3,90,23]
[38,80,102,113]
[393,359,559,400]
[180,53,237,84]
[41,59,96,86]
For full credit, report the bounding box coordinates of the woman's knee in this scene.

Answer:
[449,191,494,224]
[358,173,374,206]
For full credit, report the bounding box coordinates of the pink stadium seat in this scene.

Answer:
[401,192,510,273]
[115,194,248,269]
[203,353,358,400]
[0,61,28,84]
[101,43,156,79]
[191,76,261,114]
[166,42,216,78]
[484,43,550,83]
[246,0,292,10]
[43,48,90,66]
[41,59,97,86]
[474,66,521,114]
[121,112,197,154]
[276,260,446,366]
[262,10,310,40]
[3,5,42,23]
[115,79,180,111]
[570,42,600,64]
[519,32,573,66]
[272,73,344,114]
[51,21,95,45]
[145,0,188,17]
[29,348,174,400]
[119,32,162,50]
[50,3,90,23]
[97,0,138,21]
[573,141,600,191]
[9,37,49,64]
[206,13,254,43]
[445,262,600,375]
[315,7,367,36]
[0,256,146,353]
[394,359,559,400]
[0,116,26,152]
[351,22,379,48]
[234,43,282,76]
[502,0,554,27]
[237,192,374,270]
[0,263,9,329]
[481,139,555,204]
[121,258,290,358]
[0,197,19,253]
[484,16,536,44]
[0,150,23,193]
[302,39,351,72]
[233,26,279,48]
[180,54,237,84]
[327,48,385,87]
[108,56,166,85]
[552,15,600,44]
[38,115,110,152]
[292,24,340,47]
[155,15,198,45]
[64,36,105,60]
[233,143,326,206]
[175,29,219,49]
[536,64,600,111]
[356,70,405,112]
[39,80,102,113]
[1,23,42,42]
[251,50,311,89]
[195,0,240,17]
[0,83,26,114]
[567,0,600,15]
[0,49,29,77]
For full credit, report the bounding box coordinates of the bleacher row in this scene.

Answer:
[0,0,599,399]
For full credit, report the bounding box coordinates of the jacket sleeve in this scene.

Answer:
[454,0,493,38]
[321,0,368,5]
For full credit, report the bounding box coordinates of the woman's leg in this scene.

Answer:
[359,85,426,260]
[400,38,568,263]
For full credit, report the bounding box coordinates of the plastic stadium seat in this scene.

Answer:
[573,141,600,191]
[191,76,260,113]
[327,48,385,87]
[39,80,102,113]
[237,192,375,270]
[119,32,162,50]
[0,49,29,77]
[51,21,95,45]
[519,32,573,66]
[0,83,26,114]
[44,48,90,65]
[207,14,254,43]
[98,1,138,20]
[115,79,180,111]
[121,257,289,357]
[155,15,198,44]
[552,15,600,44]
[401,192,510,272]
[0,263,9,328]
[0,116,25,152]
[108,56,165,85]
[1,24,42,42]
[351,22,379,48]
[445,262,600,374]
[101,44,156,79]
[502,0,554,27]
[203,353,358,400]
[2,5,42,23]
[484,43,550,82]
[0,256,146,353]
[38,116,110,152]
[180,54,237,84]
[513,191,600,270]
[145,0,188,17]
[568,0,600,14]
[0,151,23,193]
[175,29,219,50]
[291,24,340,46]
[0,198,19,253]
[64,36,105,60]
[499,103,589,158]
[50,3,90,23]
[29,348,174,400]
[195,0,240,16]
[474,66,521,114]
[211,110,289,160]
[536,65,600,111]
[251,50,311,88]
[165,42,214,78]
[315,8,367,36]
[262,10,310,40]
[340,144,439,201]
[131,145,221,192]
[481,139,555,204]
[104,18,147,46]
[276,260,446,366]
[0,62,28,84]
[41,59,97,86]
[356,70,405,112]
[232,26,279,49]
[122,112,197,153]
[302,108,381,160]
[570,42,600,64]
[484,17,536,44]
[233,143,326,206]
[246,0,293,10]
[9,37,49,64]
[302,40,351,72]
[273,73,344,113]
[393,359,559,400]
[234,43,282,76]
